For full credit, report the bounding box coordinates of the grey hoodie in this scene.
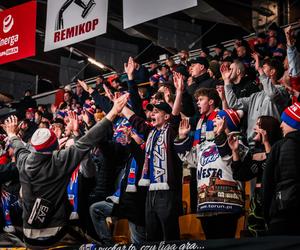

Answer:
[10,118,112,241]
[225,74,290,141]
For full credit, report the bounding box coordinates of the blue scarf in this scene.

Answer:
[138,123,169,190]
[125,157,138,192]
[67,165,80,220]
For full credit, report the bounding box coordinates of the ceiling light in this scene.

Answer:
[88,58,105,69]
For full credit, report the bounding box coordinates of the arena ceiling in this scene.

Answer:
[0,0,288,91]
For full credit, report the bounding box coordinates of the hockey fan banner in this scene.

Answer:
[44,0,108,52]
[123,0,197,29]
[0,1,36,64]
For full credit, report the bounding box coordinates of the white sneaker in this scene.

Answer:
[3,225,16,233]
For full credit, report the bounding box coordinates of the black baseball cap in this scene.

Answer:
[146,102,172,114]
[190,57,209,69]
[175,65,189,78]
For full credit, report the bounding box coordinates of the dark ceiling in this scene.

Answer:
[0,0,275,90]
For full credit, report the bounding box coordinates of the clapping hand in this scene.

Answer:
[173,72,184,93]
[220,64,232,84]
[163,88,173,106]
[216,85,225,101]
[3,116,18,138]
[124,57,135,80]
[257,128,267,144]
[179,118,191,139]
[285,26,295,46]
[251,52,263,74]
[77,79,90,93]
[67,111,79,135]
[103,84,115,101]
[112,93,130,115]
[214,116,227,135]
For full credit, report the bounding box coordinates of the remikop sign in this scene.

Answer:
[44,0,108,51]
[0,1,36,65]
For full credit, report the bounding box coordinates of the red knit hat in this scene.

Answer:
[26,108,35,113]
[217,109,242,131]
[107,75,119,85]
[31,128,58,153]
[142,100,149,111]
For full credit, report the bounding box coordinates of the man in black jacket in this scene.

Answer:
[228,60,260,134]
[263,102,300,235]
[229,60,260,99]
[187,57,217,114]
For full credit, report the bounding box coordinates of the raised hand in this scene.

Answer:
[124,57,135,80]
[257,128,268,144]
[103,84,114,101]
[67,111,79,133]
[228,134,239,152]
[4,115,18,138]
[216,85,225,101]
[173,72,184,93]
[214,116,227,135]
[178,118,191,139]
[77,79,90,93]
[163,88,173,106]
[112,93,130,115]
[220,64,232,84]
[285,26,295,46]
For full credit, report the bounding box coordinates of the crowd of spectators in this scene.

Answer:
[0,23,300,247]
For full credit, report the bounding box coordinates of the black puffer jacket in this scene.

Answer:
[263,131,300,225]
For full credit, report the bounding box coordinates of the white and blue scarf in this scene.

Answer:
[138,123,169,191]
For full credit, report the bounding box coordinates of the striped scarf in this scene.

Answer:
[138,123,169,191]
[193,110,218,146]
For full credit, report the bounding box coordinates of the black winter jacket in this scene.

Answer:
[11,118,113,242]
[112,140,147,226]
[263,131,300,225]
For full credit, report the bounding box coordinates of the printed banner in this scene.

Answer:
[44,0,108,52]
[123,0,197,29]
[0,1,36,65]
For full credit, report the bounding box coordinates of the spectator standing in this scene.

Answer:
[223,55,290,142]
[263,102,300,235]
[4,95,129,248]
